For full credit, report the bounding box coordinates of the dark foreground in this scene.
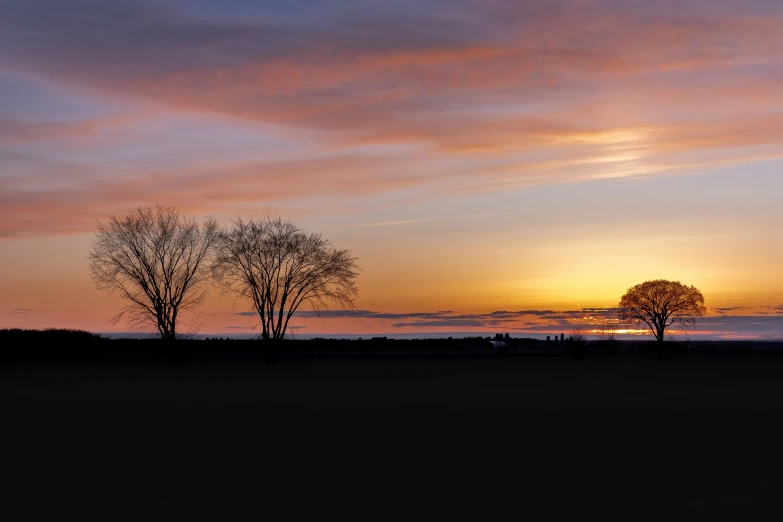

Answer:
[3,353,783,518]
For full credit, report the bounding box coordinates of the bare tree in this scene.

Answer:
[214,217,359,344]
[89,205,219,340]
[571,324,588,342]
[618,280,706,342]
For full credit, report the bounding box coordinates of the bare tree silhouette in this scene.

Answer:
[89,205,218,340]
[213,217,359,359]
[619,280,706,342]
[571,324,588,342]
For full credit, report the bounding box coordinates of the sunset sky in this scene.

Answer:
[1,0,781,339]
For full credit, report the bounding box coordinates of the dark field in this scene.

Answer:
[3,347,783,518]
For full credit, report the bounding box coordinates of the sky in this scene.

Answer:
[1,0,781,340]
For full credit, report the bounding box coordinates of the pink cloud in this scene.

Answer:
[0,151,445,236]
[3,1,782,136]
[2,0,783,236]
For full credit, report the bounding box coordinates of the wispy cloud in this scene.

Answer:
[713,306,754,315]
[287,308,620,328]
[0,152,429,236]
[228,307,782,339]
[1,0,783,236]
[6,308,34,314]
[455,211,518,221]
[236,310,451,320]
[351,220,422,228]
[1,5,781,140]
[0,118,100,145]
[713,305,783,317]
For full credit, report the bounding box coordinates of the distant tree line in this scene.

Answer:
[0,329,103,345]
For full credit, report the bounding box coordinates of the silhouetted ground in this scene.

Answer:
[3,328,782,357]
[3,350,783,518]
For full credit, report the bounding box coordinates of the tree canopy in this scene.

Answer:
[89,205,218,340]
[213,216,359,341]
[619,279,706,342]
